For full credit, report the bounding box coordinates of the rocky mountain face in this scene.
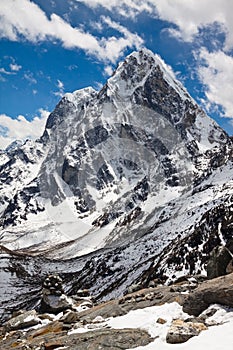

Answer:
[0,49,233,323]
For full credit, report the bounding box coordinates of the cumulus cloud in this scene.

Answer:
[77,0,233,51]
[0,109,49,149]
[0,67,14,75]
[104,65,114,76]
[9,63,22,71]
[78,0,153,17]
[153,1,224,41]
[101,16,143,62]
[0,0,143,62]
[197,49,233,118]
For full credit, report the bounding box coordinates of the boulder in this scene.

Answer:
[76,289,90,298]
[166,319,207,344]
[27,320,64,339]
[42,274,64,296]
[126,283,142,294]
[1,327,154,350]
[40,294,73,314]
[182,272,233,316]
[207,245,232,279]
[226,259,233,274]
[156,317,167,324]
[60,310,80,324]
[4,310,41,331]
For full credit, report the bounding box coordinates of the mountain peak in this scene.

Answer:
[0,48,231,276]
[106,48,191,105]
[64,86,97,105]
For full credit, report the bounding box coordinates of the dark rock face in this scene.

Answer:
[44,98,77,130]
[96,163,115,190]
[142,199,233,284]
[207,245,232,278]
[85,125,109,148]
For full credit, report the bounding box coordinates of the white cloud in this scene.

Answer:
[10,63,22,71]
[76,0,153,16]
[100,16,143,62]
[77,0,233,52]
[0,67,14,75]
[104,65,114,76]
[67,64,78,71]
[0,0,143,63]
[57,79,64,90]
[24,72,37,84]
[0,109,49,149]
[0,60,21,79]
[54,79,65,97]
[197,49,233,118]
[152,1,230,48]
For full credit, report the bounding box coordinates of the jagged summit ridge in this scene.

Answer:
[107,49,190,102]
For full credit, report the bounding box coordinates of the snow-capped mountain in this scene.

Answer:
[0,49,233,318]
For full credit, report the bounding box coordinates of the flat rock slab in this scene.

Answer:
[3,310,41,331]
[1,327,154,350]
[77,285,184,322]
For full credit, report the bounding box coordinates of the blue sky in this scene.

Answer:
[1,0,233,149]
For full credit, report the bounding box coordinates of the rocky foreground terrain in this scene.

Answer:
[0,271,233,349]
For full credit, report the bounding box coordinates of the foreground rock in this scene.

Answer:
[1,274,233,349]
[40,274,93,314]
[166,319,207,344]
[1,326,154,350]
[182,273,233,316]
[40,293,75,314]
[77,285,185,322]
[3,310,41,331]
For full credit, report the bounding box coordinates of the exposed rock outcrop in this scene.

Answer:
[1,274,233,349]
[182,273,233,316]
[1,323,154,350]
[166,319,207,344]
[3,310,41,331]
[207,245,232,278]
